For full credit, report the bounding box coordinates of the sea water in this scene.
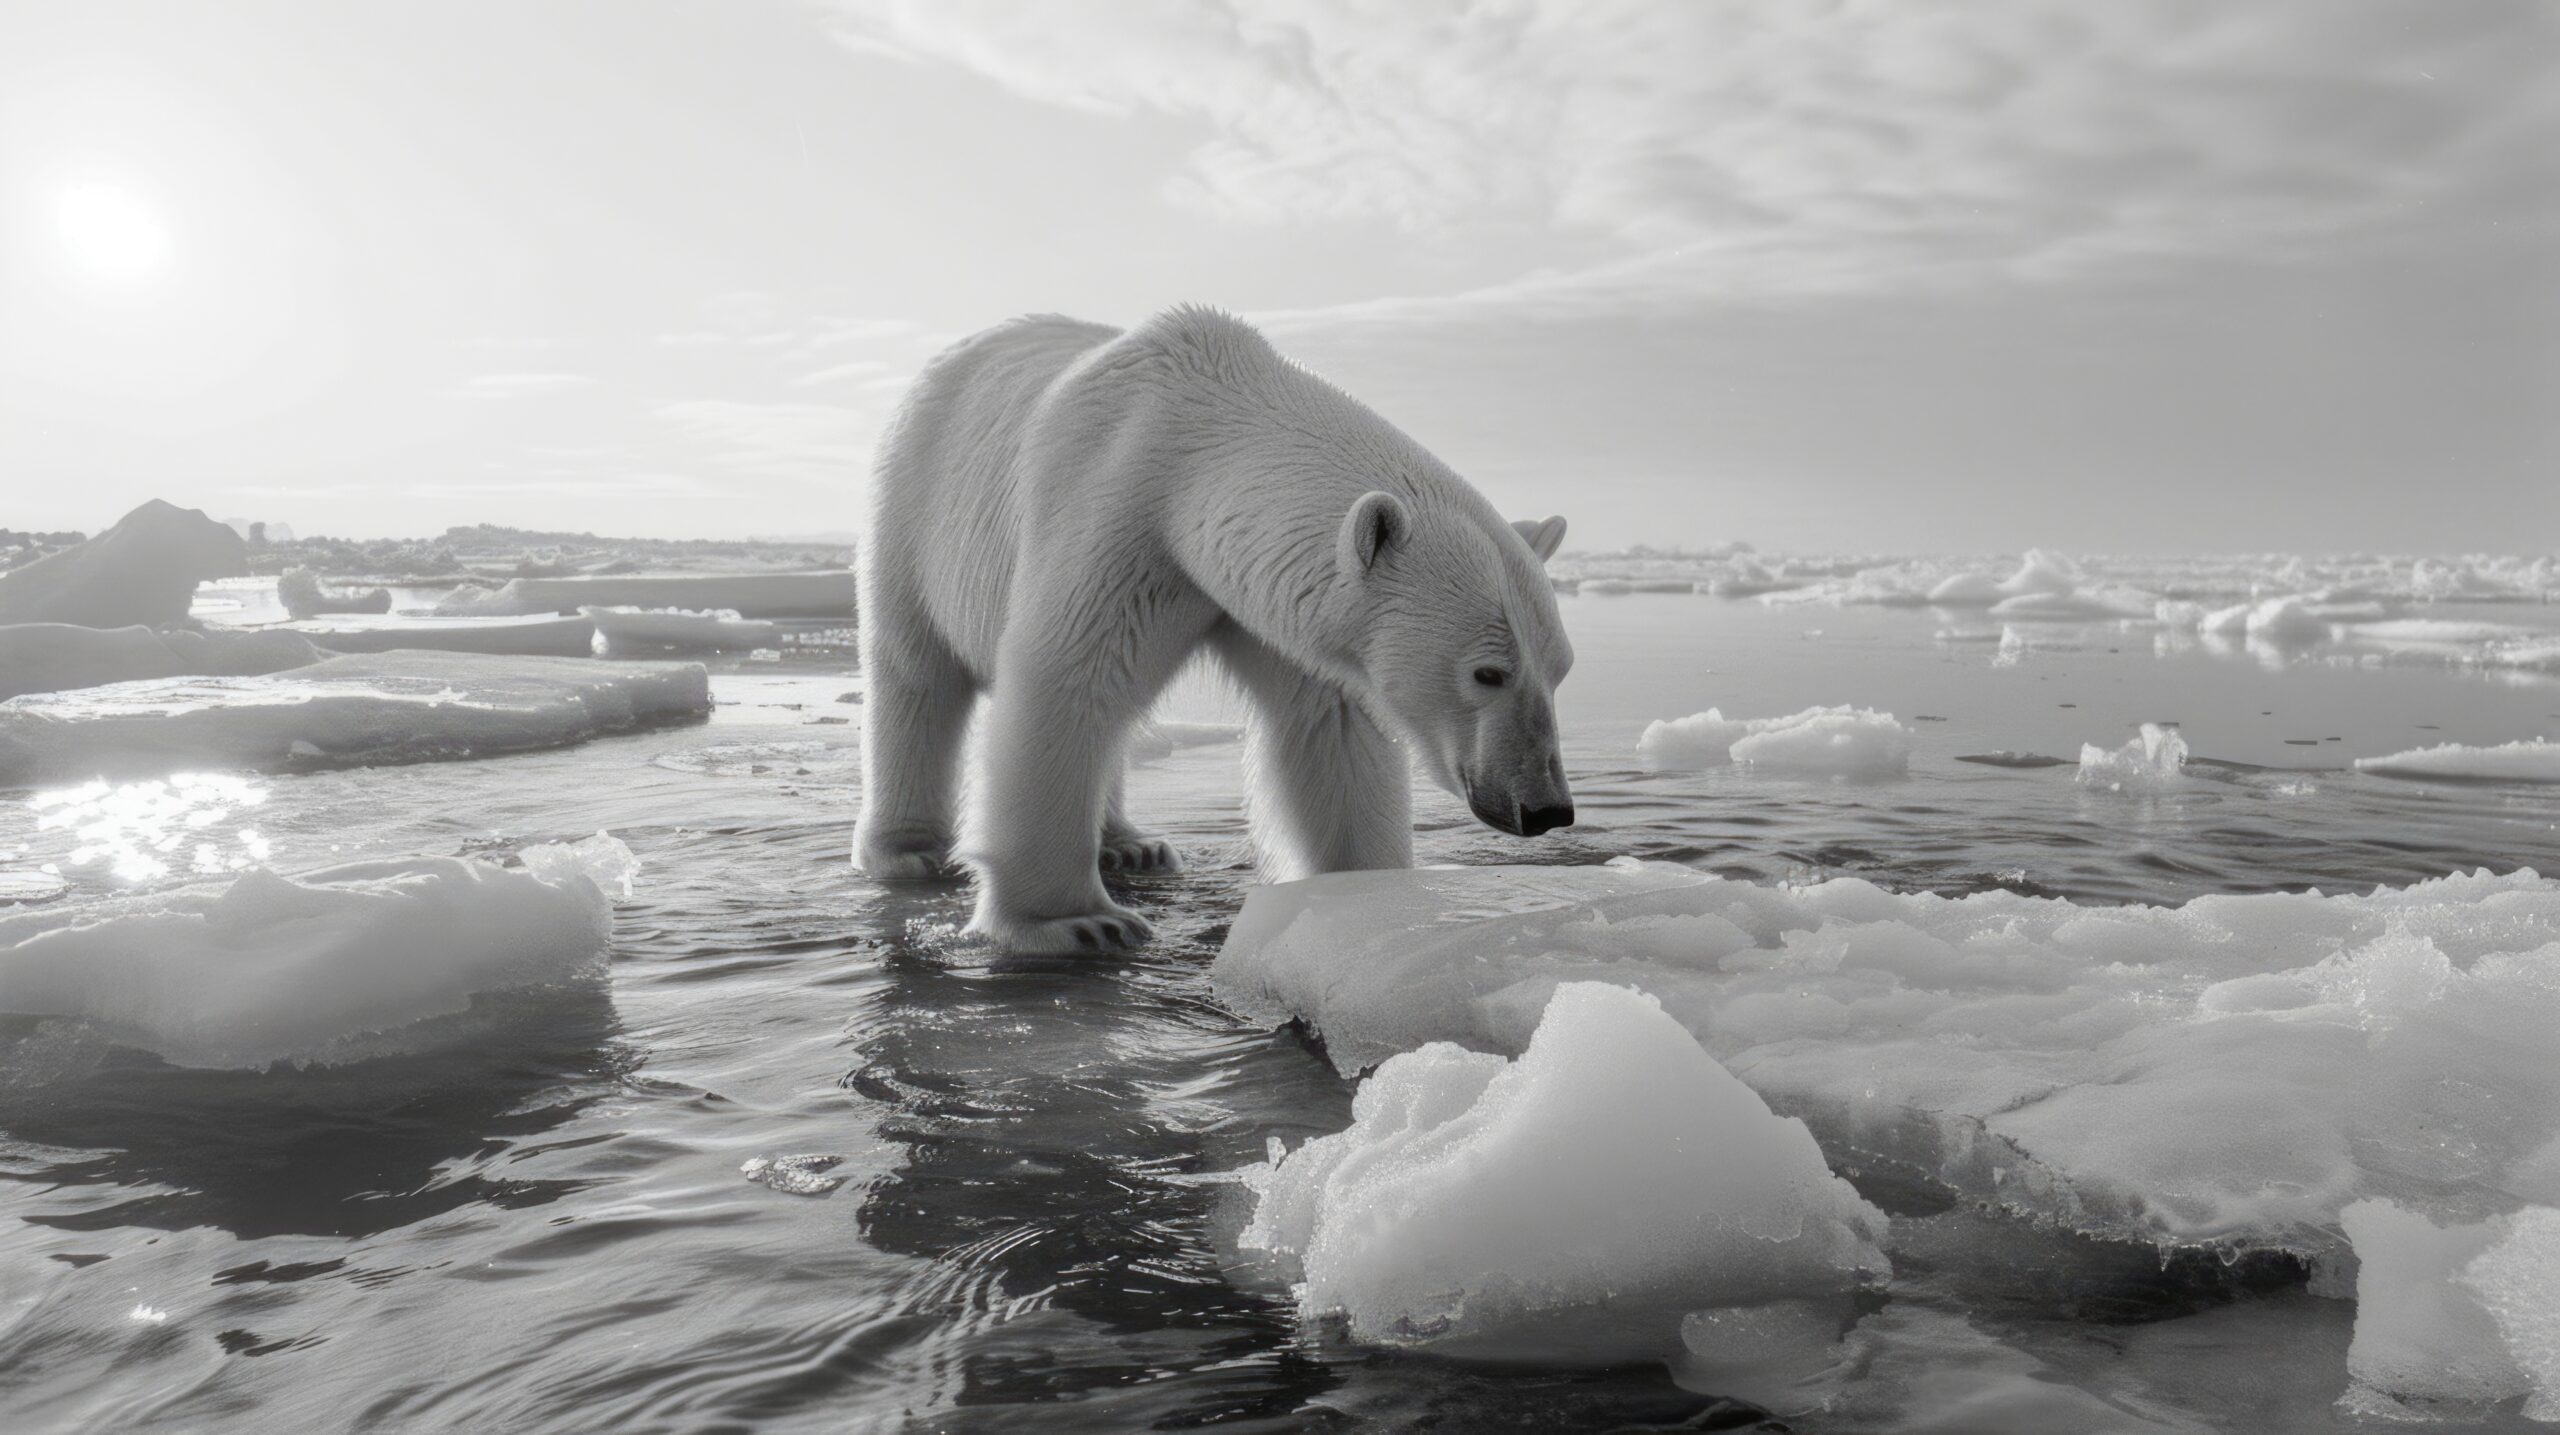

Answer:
[2,589,2557,1432]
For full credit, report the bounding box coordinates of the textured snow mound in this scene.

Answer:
[1236,982,1887,1361]
[1213,862,2560,1253]
[0,834,636,1068]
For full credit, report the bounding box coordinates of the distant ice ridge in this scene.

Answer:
[1213,863,2560,1258]
[1636,706,1911,778]
[2076,723,2187,790]
[0,833,636,1068]
[2356,739,2560,785]
[1236,983,1888,1372]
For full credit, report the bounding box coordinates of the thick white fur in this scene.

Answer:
[856,306,1573,955]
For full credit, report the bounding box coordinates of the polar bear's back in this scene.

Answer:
[866,315,1124,673]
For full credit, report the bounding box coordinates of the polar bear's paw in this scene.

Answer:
[1097,833,1181,875]
[974,905,1154,955]
[854,835,959,882]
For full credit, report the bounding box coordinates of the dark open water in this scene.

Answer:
[3,592,2556,1432]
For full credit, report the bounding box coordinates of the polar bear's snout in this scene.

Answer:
[1464,749,1575,838]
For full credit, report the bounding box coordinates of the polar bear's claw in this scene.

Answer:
[1098,835,1181,874]
[982,908,1154,955]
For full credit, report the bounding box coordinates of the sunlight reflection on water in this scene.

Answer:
[30,772,273,882]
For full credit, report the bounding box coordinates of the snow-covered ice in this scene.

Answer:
[1234,981,1887,1364]
[1212,862,2560,1255]
[0,833,635,1068]
[435,571,855,619]
[0,652,710,784]
[1637,706,1911,778]
[2076,723,2188,790]
[0,623,323,700]
[2356,739,2560,785]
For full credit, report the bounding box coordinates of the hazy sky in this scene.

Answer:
[1,1,2552,552]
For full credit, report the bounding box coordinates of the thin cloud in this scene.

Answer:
[458,371,600,399]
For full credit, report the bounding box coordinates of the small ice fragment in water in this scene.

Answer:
[742,1153,847,1197]
[0,872,70,905]
[517,831,641,899]
[2076,723,2185,790]
[129,1304,168,1324]
[1637,705,1911,778]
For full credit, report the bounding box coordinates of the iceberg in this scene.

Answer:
[276,568,391,619]
[0,623,323,700]
[1211,863,2560,1256]
[1235,982,1887,1364]
[0,652,709,784]
[2356,740,2560,785]
[1636,706,1911,778]
[0,834,634,1068]
[2076,723,2188,790]
[434,571,855,619]
[0,500,247,630]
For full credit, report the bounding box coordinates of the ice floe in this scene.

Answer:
[1212,862,2560,1258]
[2076,723,2188,790]
[1234,981,1887,1363]
[1637,706,1911,778]
[275,613,598,657]
[2355,739,2560,785]
[434,571,855,619]
[583,606,780,654]
[0,833,635,1068]
[0,652,710,784]
[0,623,323,700]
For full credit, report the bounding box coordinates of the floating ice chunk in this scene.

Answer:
[2076,723,2187,790]
[1997,547,2084,598]
[1637,706,1910,778]
[2154,600,2209,629]
[0,835,634,1068]
[517,830,642,899]
[1235,982,1887,1361]
[0,652,710,784]
[2356,739,2560,785]
[2341,1200,2560,1420]
[2244,596,2333,646]
[741,1153,848,1197]
[0,623,322,701]
[435,572,854,619]
[1211,863,2560,1252]
[582,605,781,654]
[279,614,597,657]
[1925,570,2004,607]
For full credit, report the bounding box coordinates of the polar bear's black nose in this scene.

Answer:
[1519,802,1575,836]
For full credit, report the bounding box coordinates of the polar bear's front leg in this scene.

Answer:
[1212,625,1414,882]
[961,591,1204,954]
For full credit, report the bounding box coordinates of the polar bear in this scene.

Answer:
[856,306,1574,955]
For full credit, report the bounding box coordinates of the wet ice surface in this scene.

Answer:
[0,591,2555,1432]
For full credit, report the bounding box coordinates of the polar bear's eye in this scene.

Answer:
[1472,667,1508,688]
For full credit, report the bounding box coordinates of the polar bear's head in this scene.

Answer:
[1336,492,1576,837]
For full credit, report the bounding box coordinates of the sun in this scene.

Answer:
[53,181,174,283]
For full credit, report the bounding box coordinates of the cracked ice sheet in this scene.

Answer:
[1211,860,2560,1255]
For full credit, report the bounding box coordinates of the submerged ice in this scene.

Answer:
[1236,982,1887,1362]
[0,833,636,1068]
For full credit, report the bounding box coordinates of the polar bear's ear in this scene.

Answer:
[1512,515,1567,563]
[1338,490,1412,575]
